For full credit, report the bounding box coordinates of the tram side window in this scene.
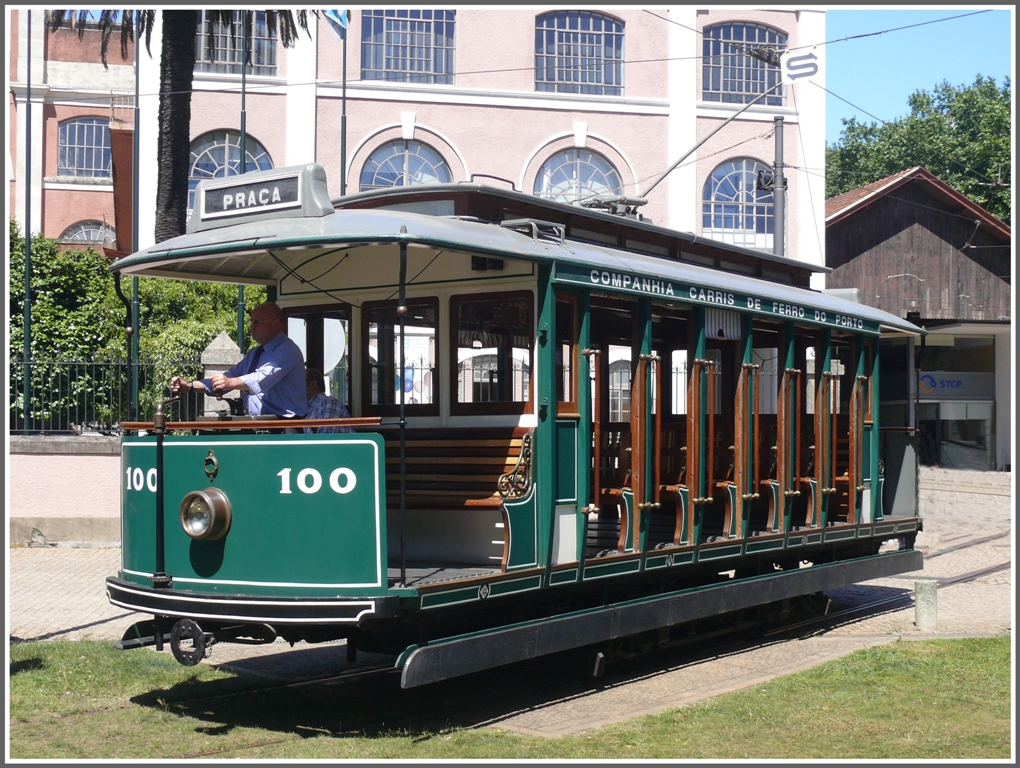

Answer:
[671,350,688,414]
[608,348,632,422]
[451,291,533,415]
[652,311,689,418]
[363,298,439,415]
[753,348,779,415]
[286,306,351,409]
[556,294,578,413]
[805,344,845,415]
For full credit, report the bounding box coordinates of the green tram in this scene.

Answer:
[108,164,923,687]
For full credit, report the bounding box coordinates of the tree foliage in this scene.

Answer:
[8,219,265,363]
[826,75,1011,224]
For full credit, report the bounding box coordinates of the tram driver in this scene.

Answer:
[171,302,307,419]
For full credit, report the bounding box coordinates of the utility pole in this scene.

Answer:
[131,10,141,419]
[773,116,785,258]
[23,10,32,433]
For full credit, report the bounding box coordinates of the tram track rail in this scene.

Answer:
[767,556,1011,638]
[922,530,1011,560]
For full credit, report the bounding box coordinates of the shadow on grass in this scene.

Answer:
[125,638,676,742]
[124,584,919,743]
[10,657,45,676]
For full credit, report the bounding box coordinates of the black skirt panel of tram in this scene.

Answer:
[105,578,400,624]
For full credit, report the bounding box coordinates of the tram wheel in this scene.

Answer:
[170,619,208,666]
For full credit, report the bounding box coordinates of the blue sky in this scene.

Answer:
[823,7,1013,145]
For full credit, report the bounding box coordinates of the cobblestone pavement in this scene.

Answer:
[7,468,1011,736]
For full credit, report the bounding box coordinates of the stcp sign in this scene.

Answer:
[918,372,995,400]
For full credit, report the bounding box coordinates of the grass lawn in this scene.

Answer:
[8,636,1012,759]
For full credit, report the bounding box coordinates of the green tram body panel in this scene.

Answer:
[121,434,387,597]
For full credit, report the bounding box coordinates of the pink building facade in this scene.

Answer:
[10,8,826,278]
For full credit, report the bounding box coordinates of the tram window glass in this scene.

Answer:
[286,307,352,409]
[832,339,853,412]
[671,350,688,414]
[590,299,635,423]
[450,291,533,414]
[608,346,632,422]
[753,347,779,415]
[363,298,438,414]
[556,295,578,412]
[652,311,689,418]
[804,346,845,415]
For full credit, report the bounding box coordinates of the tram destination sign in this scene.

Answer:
[200,172,302,221]
[553,263,879,334]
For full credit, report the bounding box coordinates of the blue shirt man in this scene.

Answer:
[171,302,307,418]
[304,367,353,433]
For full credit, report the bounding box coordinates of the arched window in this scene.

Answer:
[535,11,623,95]
[702,158,775,251]
[58,117,111,178]
[60,220,116,245]
[188,130,273,214]
[359,140,453,191]
[702,22,786,106]
[534,148,623,205]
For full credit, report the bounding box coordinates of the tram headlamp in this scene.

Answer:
[179,488,232,540]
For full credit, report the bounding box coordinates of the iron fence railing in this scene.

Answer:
[9,355,207,435]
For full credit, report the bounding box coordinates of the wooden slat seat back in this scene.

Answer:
[597,424,631,552]
[659,422,687,495]
[599,424,632,496]
[379,427,532,509]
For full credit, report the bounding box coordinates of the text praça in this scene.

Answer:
[221,186,284,211]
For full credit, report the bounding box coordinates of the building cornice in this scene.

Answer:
[316,80,671,115]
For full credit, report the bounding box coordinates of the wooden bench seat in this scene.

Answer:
[380,428,533,510]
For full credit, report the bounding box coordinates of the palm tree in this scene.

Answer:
[46,10,314,243]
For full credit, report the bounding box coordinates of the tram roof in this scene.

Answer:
[113,203,921,337]
[333,183,828,285]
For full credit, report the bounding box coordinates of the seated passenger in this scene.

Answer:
[304,367,353,433]
[171,302,307,419]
